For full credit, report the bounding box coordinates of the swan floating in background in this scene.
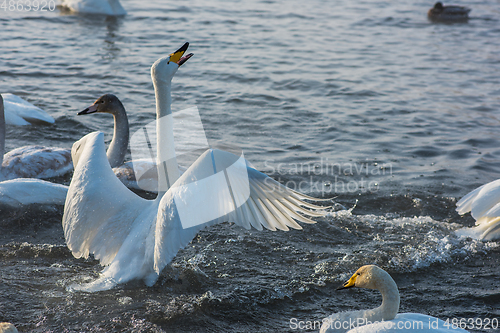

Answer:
[427,2,471,22]
[63,43,328,291]
[0,95,68,207]
[456,180,500,241]
[1,93,55,126]
[0,178,68,207]
[0,94,72,181]
[320,265,469,333]
[59,0,126,16]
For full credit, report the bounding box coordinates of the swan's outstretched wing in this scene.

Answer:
[63,132,150,266]
[456,179,500,218]
[0,178,68,206]
[154,148,328,273]
[456,179,500,240]
[2,93,55,126]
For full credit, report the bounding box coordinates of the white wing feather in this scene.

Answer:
[62,132,151,266]
[154,148,327,274]
[456,179,500,240]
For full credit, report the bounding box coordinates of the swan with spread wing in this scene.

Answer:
[63,43,328,291]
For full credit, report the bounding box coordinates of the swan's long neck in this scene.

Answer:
[0,95,5,166]
[374,276,400,321]
[106,102,129,168]
[153,75,180,197]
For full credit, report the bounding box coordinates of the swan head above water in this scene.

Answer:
[337,265,396,294]
[77,94,128,168]
[321,265,470,332]
[78,94,124,117]
[151,42,194,86]
[320,265,400,333]
[150,42,194,194]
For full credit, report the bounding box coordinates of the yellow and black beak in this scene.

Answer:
[169,42,194,66]
[336,272,358,290]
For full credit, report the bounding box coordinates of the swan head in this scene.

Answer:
[336,265,391,291]
[78,94,124,117]
[151,42,194,84]
[336,265,400,321]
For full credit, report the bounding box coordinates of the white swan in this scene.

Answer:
[0,95,72,181]
[456,179,500,241]
[1,93,55,126]
[0,178,68,207]
[0,95,68,207]
[63,42,328,291]
[320,265,469,333]
[59,0,126,16]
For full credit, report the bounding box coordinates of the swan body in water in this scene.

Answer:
[456,179,500,241]
[0,178,68,207]
[1,93,55,126]
[59,0,126,16]
[427,2,471,22]
[63,43,328,291]
[320,265,469,333]
[0,95,72,181]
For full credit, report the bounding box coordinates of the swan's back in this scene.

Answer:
[0,178,68,206]
[1,93,54,126]
[2,145,72,180]
[60,0,126,16]
[345,313,469,332]
[321,308,380,333]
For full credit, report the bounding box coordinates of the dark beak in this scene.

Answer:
[78,104,98,115]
